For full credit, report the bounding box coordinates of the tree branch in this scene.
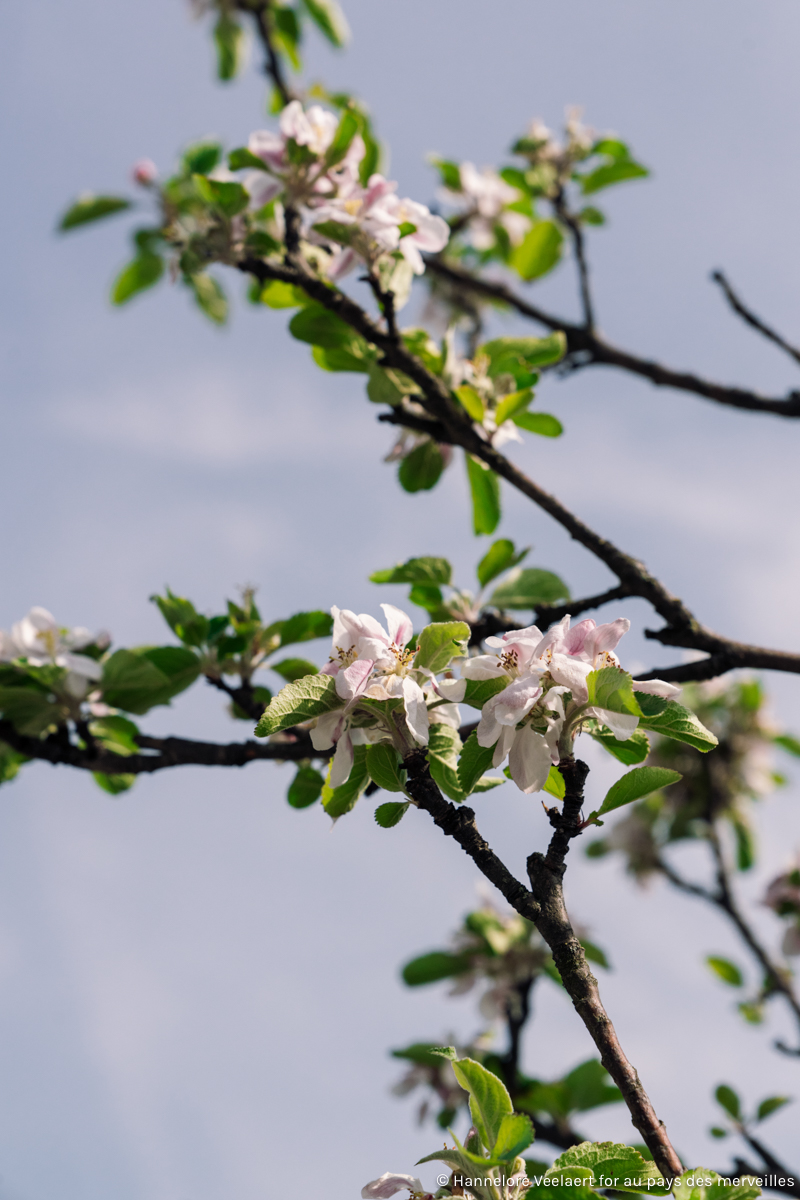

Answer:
[554,191,595,331]
[402,747,683,1176]
[712,270,800,369]
[423,257,800,418]
[238,0,295,106]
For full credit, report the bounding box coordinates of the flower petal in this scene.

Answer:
[508,725,553,794]
[632,678,682,700]
[380,603,413,649]
[402,677,429,746]
[328,730,354,789]
[361,1174,423,1200]
[587,707,639,740]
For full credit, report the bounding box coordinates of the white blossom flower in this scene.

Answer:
[362,1173,425,1200]
[441,161,530,250]
[3,607,108,698]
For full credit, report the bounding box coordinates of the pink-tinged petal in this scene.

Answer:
[461,655,506,680]
[586,618,630,660]
[633,678,682,700]
[492,677,542,726]
[310,709,345,751]
[492,722,518,768]
[562,618,595,657]
[362,1174,423,1200]
[320,660,339,677]
[364,175,398,206]
[381,603,413,649]
[548,653,592,702]
[335,658,374,703]
[436,677,466,702]
[57,652,103,681]
[328,730,354,788]
[402,677,429,745]
[783,926,800,957]
[399,240,425,274]
[586,707,639,741]
[486,623,543,649]
[326,247,359,279]
[477,704,502,748]
[532,614,571,660]
[508,725,553,794]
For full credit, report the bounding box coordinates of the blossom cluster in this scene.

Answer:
[0,607,108,699]
[244,101,449,282]
[438,161,531,251]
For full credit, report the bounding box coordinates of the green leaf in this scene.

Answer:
[89,715,140,757]
[374,801,410,827]
[715,1084,741,1119]
[0,741,28,786]
[278,610,333,646]
[458,732,496,795]
[513,412,564,438]
[490,567,570,610]
[587,667,643,717]
[408,585,444,614]
[451,1057,514,1154]
[182,141,222,175]
[371,557,452,586]
[414,621,470,673]
[495,388,533,427]
[271,658,319,683]
[463,677,508,710]
[213,14,244,80]
[480,333,566,372]
[0,687,62,736]
[59,195,131,231]
[709,1127,728,1139]
[580,205,605,226]
[511,220,563,281]
[100,647,200,714]
[189,273,228,325]
[455,385,485,421]
[193,176,249,217]
[312,218,357,246]
[151,589,208,644]
[300,0,350,46]
[111,253,164,305]
[287,765,324,809]
[366,363,408,405]
[259,280,308,308]
[93,772,136,795]
[477,539,529,588]
[546,1141,669,1194]
[634,693,718,752]
[589,723,650,765]
[256,674,340,736]
[473,775,504,792]
[492,1113,535,1161]
[428,723,464,801]
[312,343,374,373]
[229,147,270,172]
[366,743,406,793]
[402,951,473,986]
[322,744,370,818]
[290,303,365,350]
[326,109,360,166]
[673,1169,761,1200]
[706,956,744,987]
[590,766,681,822]
[774,732,800,757]
[592,138,632,161]
[398,442,446,492]
[466,455,501,536]
[580,161,649,195]
[756,1095,791,1122]
[543,765,565,800]
[561,1060,621,1112]
[731,813,756,872]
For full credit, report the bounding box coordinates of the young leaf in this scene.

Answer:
[480,333,566,372]
[706,956,744,987]
[278,610,333,646]
[543,765,565,800]
[182,141,222,175]
[490,567,570,610]
[189,273,228,325]
[229,146,271,172]
[287,766,324,809]
[322,744,369,818]
[100,648,200,715]
[300,0,350,46]
[213,14,244,80]
[458,731,495,795]
[756,1095,791,1122]
[111,253,164,305]
[370,557,452,586]
[455,385,485,421]
[774,733,800,757]
[93,772,136,795]
[59,195,131,231]
[193,176,249,217]
[374,801,410,827]
[414,622,469,673]
[466,455,501,535]
[634,693,718,752]
[366,364,407,405]
[492,1113,535,1161]
[259,279,308,307]
[589,723,650,766]
[580,160,648,195]
[271,658,319,683]
[289,303,367,350]
[513,412,564,438]
[476,539,528,588]
[398,442,446,493]
[511,220,563,281]
[428,723,464,801]
[546,1141,669,1194]
[494,388,533,427]
[673,1169,761,1200]
[589,766,681,822]
[463,677,508,710]
[587,667,642,717]
[366,743,406,793]
[89,715,140,757]
[451,1057,514,1154]
[401,951,473,986]
[715,1084,741,1119]
[255,674,340,736]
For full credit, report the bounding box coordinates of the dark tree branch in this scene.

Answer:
[206,675,267,721]
[402,747,683,1176]
[554,191,595,331]
[238,0,295,107]
[712,270,800,369]
[423,256,800,418]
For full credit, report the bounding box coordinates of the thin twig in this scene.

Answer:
[712,270,800,368]
[554,191,595,331]
[423,256,800,418]
[240,0,295,106]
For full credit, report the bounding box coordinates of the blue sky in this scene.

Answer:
[1,2,800,1196]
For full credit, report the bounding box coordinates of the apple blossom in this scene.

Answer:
[361,1173,426,1200]
[132,158,157,186]
[440,161,530,250]
[1,607,108,697]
